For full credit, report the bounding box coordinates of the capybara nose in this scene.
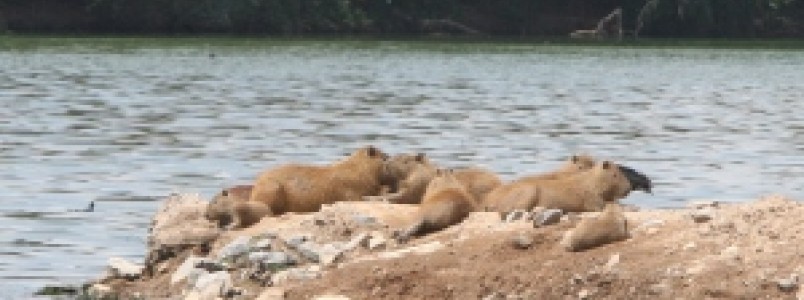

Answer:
[618,165,652,194]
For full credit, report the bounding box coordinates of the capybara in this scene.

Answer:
[232,146,388,228]
[560,203,629,251]
[363,153,437,204]
[396,169,478,242]
[205,185,253,227]
[486,160,632,213]
[452,167,503,203]
[483,155,597,212]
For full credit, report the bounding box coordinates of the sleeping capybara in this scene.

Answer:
[396,169,478,242]
[205,185,253,227]
[365,153,502,205]
[560,203,630,251]
[229,146,388,228]
[487,160,632,213]
[483,155,596,212]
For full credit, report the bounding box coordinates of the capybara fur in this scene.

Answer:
[452,167,503,203]
[483,155,597,212]
[364,153,437,204]
[239,146,388,227]
[397,169,478,242]
[205,185,253,228]
[486,160,632,214]
[560,203,630,251]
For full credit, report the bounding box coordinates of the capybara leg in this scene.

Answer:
[396,219,427,244]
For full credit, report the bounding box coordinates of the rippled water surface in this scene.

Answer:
[1,38,803,296]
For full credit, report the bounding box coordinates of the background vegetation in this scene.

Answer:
[0,0,802,37]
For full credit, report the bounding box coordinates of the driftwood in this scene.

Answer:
[569,8,623,40]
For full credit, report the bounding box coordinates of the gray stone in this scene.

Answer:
[296,241,322,263]
[193,271,231,298]
[286,235,311,248]
[217,236,252,260]
[352,214,377,226]
[318,243,345,265]
[172,256,211,285]
[504,210,527,222]
[511,234,533,249]
[249,251,296,267]
[534,209,563,227]
[252,239,273,250]
[107,257,144,280]
[690,210,714,223]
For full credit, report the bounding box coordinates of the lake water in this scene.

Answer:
[1,37,803,297]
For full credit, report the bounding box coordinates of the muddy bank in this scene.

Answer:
[88,194,804,299]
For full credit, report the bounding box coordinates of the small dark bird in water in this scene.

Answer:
[618,165,652,194]
[70,201,94,212]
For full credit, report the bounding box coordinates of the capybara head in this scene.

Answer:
[205,185,253,228]
[424,169,464,195]
[562,154,597,172]
[590,161,632,202]
[382,153,433,185]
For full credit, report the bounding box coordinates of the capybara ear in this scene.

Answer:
[415,153,426,162]
[571,155,580,163]
[366,145,379,157]
[221,190,229,197]
[602,161,613,170]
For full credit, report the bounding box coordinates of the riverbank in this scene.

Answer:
[83,194,803,299]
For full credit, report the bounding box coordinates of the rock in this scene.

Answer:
[511,234,533,249]
[172,256,213,285]
[367,233,387,250]
[313,295,350,300]
[378,241,445,259]
[272,266,322,284]
[318,243,345,265]
[352,214,377,226]
[578,288,592,299]
[344,232,371,251]
[147,194,220,268]
[534,209,562,227]
[690,210,714,223]
[87,284,112,299]
[778,276,799,292]
[194,271,231,293]
[605,253,620,269]
[286,235,311,248]
[688,200,720,209]
[217,236,252,260]
[295,241,322,263]
[249,251,296,267]
[253,239,274,250]
[107,257,143,280]
[504,209,528,222]
[256,287,286,300]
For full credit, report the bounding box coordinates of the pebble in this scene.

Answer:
[107,257,144,280]
[343,232,371,251]
[778,278,798,292]
[253,239,273,250]
[534,209,562,227]
[285,235,311,247]
[690,210,714,223]
[511,234,533,249]
[578,288,592,299]
[172,256,211,285]
[217,236,252,260]
[504,210,528,222]
[605,253,620,269]
[248,251,296,267]
[368,233,387,250]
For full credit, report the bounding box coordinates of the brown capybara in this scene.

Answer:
[560,203,630,251]
[486,160,632,214]
[483,155,597,212]
[364,153,438,204]
[205,185,253,227]
[365,153,502,205]
[231,146,388,228]
[396,169,478,242]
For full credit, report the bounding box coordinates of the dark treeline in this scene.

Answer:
[0,0,802,38]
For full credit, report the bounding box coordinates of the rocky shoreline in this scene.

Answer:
[71,194,804,299]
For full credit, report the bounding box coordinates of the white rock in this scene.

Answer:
[605,253,620,269]
[368,233,387,250]
[272,266,322,284]
[344,232,371,251]
[172,256,210,285]
[534,209,563,226]
[578,288,592,299]
[107,257,143,280]
[217,236,252,260]
[194,271,231,292]
[88,284,112,298]
[249,251,295,266]
[378,241,444,259]
[253,239,273,250]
